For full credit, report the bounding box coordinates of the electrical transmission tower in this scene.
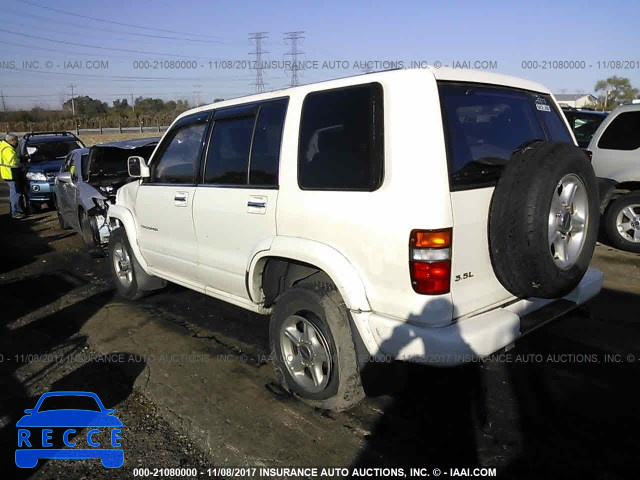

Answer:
[249,32,268,93]
[68,84,77,116]
[193,84,202,106]
[284,31,305,87]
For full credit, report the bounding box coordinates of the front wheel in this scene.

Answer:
[80,211,105,258]
[604,192,640,253]
[269,282,365,411]
[108,228,145,300]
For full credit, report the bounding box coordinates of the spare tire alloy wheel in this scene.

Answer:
[548,174,589,269]
[489,141,599,299]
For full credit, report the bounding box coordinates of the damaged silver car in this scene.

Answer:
[54,137,160,257]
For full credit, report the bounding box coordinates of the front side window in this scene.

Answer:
[298,83,384,191]
[150,114,209,184]
[598,112,640,150]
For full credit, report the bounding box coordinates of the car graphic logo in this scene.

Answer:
[15,391,124,468]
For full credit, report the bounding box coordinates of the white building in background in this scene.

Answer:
[554,93,598,108]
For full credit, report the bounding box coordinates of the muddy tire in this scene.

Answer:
[603,192,640,253]
[489,141,599,298]
[269,282,365,411]
[108,227,146,300]
[80,210,105,258]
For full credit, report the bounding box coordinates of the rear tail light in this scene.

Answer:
[583,149,593,161]
[409,229,452,295]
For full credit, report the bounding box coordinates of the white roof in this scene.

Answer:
[178,68,552,122]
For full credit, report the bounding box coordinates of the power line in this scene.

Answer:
[283,31,305,87]
[0,29,213,60]
[19,0,223,40]
[3,8,226,44]
[1,66,253,82]
[249,32,268,93]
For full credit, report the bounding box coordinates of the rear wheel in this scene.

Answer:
[269,282,365,411]
[604,192,640,253]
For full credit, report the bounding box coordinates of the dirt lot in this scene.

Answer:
[1,183,640,479]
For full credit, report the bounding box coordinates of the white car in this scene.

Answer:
[588,104,640,252]
[107,68,603,411]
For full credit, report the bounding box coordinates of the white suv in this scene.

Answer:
[108,69,603,411]
[588,104,640,252]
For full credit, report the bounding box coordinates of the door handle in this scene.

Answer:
[174,191,188,207]
[247,195,268,214]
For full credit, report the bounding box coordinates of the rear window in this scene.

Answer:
[597,111,640,150]
[439,83,572,190]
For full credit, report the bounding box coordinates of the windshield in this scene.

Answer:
[439,83,573,189]
[37,395,101,412]
[27,140,84,163]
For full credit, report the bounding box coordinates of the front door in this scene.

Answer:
[135,112,211,284]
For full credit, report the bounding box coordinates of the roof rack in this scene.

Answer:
[23,131,77,139]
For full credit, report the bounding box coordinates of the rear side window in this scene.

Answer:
[597,112,640,150]
[203,98,288,186]
[205,116,254,184]
[298,83,384,191]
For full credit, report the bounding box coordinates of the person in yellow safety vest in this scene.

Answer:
[0,133,25,218]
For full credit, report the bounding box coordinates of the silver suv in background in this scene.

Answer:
[589,104,640,252]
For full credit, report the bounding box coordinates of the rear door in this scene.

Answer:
[439,83,574,317]
[135,112,211,284]
[192,99,287,299]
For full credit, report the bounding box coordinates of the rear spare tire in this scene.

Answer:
[489,141,598,298]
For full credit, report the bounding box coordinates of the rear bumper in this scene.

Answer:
[359,267,603,365]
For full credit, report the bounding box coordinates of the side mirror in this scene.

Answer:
[128,156,150,178]
[57,171,72,183]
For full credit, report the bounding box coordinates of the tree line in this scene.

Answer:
[0,96,224,132]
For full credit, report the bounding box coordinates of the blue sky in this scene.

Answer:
[1,0,638,109]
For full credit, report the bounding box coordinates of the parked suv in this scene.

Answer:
[561,107,609,148]
[19,131,85,212]
[108,69,603,411]
[589,104,640,252]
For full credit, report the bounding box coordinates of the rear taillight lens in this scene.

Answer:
[409,229,452,295]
